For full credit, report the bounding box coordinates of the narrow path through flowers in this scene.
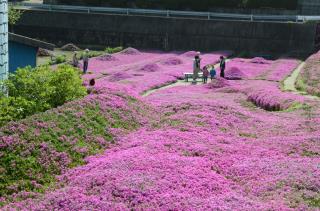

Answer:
[283,62,319,100]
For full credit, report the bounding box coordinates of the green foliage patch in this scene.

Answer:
[105,46,124,54]
[0,65,87,127]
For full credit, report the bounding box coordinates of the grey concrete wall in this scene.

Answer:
[13,10,316,55]
[299,0,320,15]
[43,0,298,15]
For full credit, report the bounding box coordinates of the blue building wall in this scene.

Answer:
[9,41,38,73]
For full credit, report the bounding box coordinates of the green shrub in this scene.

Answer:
[48,65,87,107]
[0,97,36,126]
[49,55,66,65]
[56,55,66,63]
[105,46,123,54]
[0,65,86,126]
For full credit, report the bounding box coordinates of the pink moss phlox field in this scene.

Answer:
[3,49,320,210]
[207,78,230,89]
[108,72,132,82]
[234,80,304,111]
[0,85,155,203]
[265,58,300,81]
[181,51,199,57]
[218,57,299,81]
[137,63,160,72]
[160,57,184,65]
[6,129,317,210]
[97,53,118,61]
[250,57,272,64]
[298,50,320,96]
[225,67,247,80]
[86,50,232,94]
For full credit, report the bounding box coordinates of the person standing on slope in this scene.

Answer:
[209,65,216,81]
[72,51,79,68]
[192,52,201,84]
[220,56,226,78]
[83,49,90,74]
[202,65,209,84]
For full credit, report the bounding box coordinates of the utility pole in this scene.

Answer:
[0,0,9,94]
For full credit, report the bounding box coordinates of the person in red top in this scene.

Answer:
[202,65,209,84]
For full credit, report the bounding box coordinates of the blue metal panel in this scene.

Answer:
[9,41,38,73]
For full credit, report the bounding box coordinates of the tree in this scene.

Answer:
[8,6,22,32]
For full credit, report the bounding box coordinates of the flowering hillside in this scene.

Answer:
[297,51,320,96]
[2,48,320,210]
[0,85,154,204]
[216,57,300,81]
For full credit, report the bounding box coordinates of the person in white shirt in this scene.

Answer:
[192,52,201,83]
[83,49,89,74]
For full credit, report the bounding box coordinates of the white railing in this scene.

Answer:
[9,2,320,23]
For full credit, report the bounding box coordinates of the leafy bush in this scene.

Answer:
[105,46,123,54]
[0,97,36,125]
[0,65,86,126]
[8,7,23,25]
[49,55,66,65]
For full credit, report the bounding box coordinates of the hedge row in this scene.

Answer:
[56,0,298,10]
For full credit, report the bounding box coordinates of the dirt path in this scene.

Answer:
[283,62,319,100]
[142,80,189,96]
[283,62,304,92]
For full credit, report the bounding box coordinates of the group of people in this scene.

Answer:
[72,50,226,83]
[193,52,226,84]
[72,49,90,74]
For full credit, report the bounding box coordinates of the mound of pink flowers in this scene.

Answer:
[120,47,141,55]
[160,57,183,65]
[298,50,320,96]
[225,67,247,80]
[97,53,118,61]
[234,80,304,111]
[3,48,320,210]
[250,57,272,64]
[207,77,230,89]
[108,72,132,82]
[220,57,300,81]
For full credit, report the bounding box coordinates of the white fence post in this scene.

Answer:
[0,0,9,95]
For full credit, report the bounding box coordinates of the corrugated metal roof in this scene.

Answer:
[9,33,55,50]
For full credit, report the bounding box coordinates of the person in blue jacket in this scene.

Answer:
[209,65,216,81]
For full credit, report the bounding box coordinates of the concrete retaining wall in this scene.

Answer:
[43,0,298,15]
[299,0,320,15]
[13,10,317,55]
